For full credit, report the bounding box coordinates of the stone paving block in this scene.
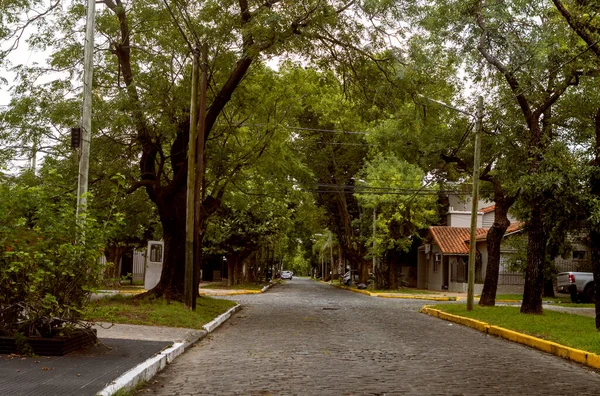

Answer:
[139,278,600,395]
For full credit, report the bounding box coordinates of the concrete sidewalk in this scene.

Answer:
[0,305,240,396]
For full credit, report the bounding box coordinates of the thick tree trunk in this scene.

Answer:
[152,188,188,300]
[591,228,600,329]
[479,196,512,306]
[592,107,600,330]
[521,205,547,314]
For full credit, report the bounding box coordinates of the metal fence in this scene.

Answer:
[498,271,525,285]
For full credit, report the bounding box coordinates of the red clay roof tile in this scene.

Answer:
[480,205,495,213]
[429,226,487,255]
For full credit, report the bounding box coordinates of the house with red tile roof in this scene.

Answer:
[417,202,523,293]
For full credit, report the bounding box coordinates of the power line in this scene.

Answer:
[305,189,492,195]
[217,122,369,135]
[488,37,600,116]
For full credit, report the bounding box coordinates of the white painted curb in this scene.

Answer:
[97,304,240,396]
[96,343,181,396]
[261,283,273,293]
[202,304,242,333]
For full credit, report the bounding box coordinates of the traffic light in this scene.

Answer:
[71,127,81,149]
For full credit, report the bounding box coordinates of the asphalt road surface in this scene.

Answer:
[137,278,600,395]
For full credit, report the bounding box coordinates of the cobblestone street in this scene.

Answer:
[138,278,600,395]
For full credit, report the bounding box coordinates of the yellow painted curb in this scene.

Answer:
[378,294,457,302]
[331,284,457,301]
[338,286,374,296]
[421,307,600,370]
[199,289,262,296]
[496,299,521,303]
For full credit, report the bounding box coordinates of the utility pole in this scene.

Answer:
[184,49,200,310]
[193,43,208,308]
[467,96,484,311]
[76,0,95,223]
[372,206,376,277]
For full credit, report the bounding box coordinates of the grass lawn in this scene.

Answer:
[200,281,271,290]
[495,293,594,307]
[84,294,237,329]
[431,304,600,354]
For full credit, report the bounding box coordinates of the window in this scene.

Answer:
[573,251,586,260]
[433,253,441,273]
[149,244,163,262]
[450,257,467,283]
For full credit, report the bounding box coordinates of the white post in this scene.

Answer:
[76,0,96,222]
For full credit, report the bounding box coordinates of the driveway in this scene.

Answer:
[138,277,600,395]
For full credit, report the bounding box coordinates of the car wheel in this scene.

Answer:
[585,285,595,304]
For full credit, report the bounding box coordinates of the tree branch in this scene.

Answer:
[553,0,600,57]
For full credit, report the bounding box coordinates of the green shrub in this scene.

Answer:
[0,171,111,337]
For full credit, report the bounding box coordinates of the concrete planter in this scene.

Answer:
[0,328,97,356]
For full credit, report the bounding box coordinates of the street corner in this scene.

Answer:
[421,306,600,371]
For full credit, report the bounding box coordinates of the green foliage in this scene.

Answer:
[355,153,438,258]
[0,170,112,337]
[13,332,34,356]
[289,244,312,276]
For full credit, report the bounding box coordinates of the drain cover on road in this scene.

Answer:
[322,307,339,310]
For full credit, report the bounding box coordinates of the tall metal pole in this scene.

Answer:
[184,50,200,310]
[76,0,96,223]
[467,96,484,311]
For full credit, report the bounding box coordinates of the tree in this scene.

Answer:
[552,0,600,329]
[467,0,590,314]
[355,153,437,289]
[1,0,404,300]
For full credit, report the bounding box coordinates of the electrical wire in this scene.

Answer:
[486,37,600,117]
[217,122,369,135]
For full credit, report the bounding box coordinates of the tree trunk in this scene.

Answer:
[104,245,127,287]
[521,205,546,314]
[592,107,600,330]
[226,256,236,287]
[479,194,513,306]
[591,227,600,329]
[388,259,398,290]
[543,278,555,298]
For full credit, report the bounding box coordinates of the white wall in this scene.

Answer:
[427,246,444,291]
[447,212,483,228]
[482,212,494,228]
[478,242,488,281]
[448,196,491,212]
[449,281,483,294]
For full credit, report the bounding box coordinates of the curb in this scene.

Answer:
[198,283,275,296]
[199,290,262,296]
[332,284,457,301]
[96,303,241,396]
[202,304,242,333]
[377,294,457,302]
[420,307,600,370]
